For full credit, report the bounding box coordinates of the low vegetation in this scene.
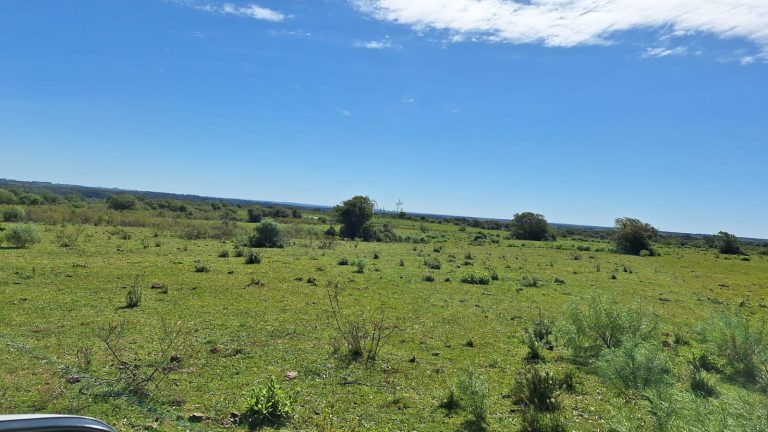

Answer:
[0,189,766,431]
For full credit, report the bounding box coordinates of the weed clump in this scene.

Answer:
[244,249,261,264]
[240,377,297,429]
[460,270,491,285]
[326,284,393,363]
[456,368,489,427]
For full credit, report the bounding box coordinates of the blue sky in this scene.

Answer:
[1,0,767,237]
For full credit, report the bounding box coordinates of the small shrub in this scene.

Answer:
[244,249,261,265]
[324,226,337,237]
[125,282,142,309]
[55,225,83,248]
[563,294,658,360]
[522,275,541,288]
[241,377,297,429]
[690,370,718,398]
[521,409,567,432]
[709,312,768,384]
[424,258,441,270]
[233,247,244,257]
[194,263,211,273]
[423,274,435,282]
[690,349,723,373]
[456,368,488,426]
[460,270,491,285]
[248,220,285,248]
[532,309,553,349]
[337,257,350,266]
[373,252,380,259]
[218,249,230,258]
[399,259,405,267]
[576,244,591,251]
[512,366,561,412]
[4,224,41,248]
[1,206,25,222]
[326,284,394,363]
[598,340,670,392]
[354,259,367,273]
[491,269,499,281]
[438,388,460,412]
[525,332,545,363]
[553,277,566,285]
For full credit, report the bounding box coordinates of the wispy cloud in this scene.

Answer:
[335,108,354,117]
[352,0,768,58]
[642,46,688,58]
[178,1,286,22]
[353,38,401,49]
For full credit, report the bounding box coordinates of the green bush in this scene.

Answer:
[614,217,657,255]
[334,195,374,240]
[106,194,138,211]
[194,263,210,273]
[521,409,567,432]
[4,224,41,248]
[2,206,25,222]
[423,274,435,282]
[354,259,367,274]
[125,285,142,308]
[512,366,561,412]
[460,270,491,285]
[690,370,718,398]
[598,340,670,392]
[511,212,551,241]
[244,249,261,264]
[424,258,441,270]
[241,377,297,429]
[248,220,285,248]
[217,249,230,258]
[715,231,742,255]
[456,368,488,426]
[709,312,768,385]
[563,295,658,361]
[690,349,723,374]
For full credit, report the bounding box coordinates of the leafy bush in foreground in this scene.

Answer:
[563,294,658,361]
[241,377,297,429]
[598,340,670,392]
[456,368,489,426]
[709,312,768,385]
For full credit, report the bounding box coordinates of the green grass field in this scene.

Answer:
[1,212,768,431]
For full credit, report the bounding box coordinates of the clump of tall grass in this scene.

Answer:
[456,368,489,427]
[708,311,768,387]
[562,294,658,362]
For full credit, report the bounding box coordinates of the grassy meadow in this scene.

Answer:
[1,202,768,431]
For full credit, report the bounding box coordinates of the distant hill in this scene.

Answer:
[1,178,764,243]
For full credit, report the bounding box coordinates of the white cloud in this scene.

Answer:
[740,55,756,65]
[642,46,688,58]
[220,3,284,21]
[353,39,401,49]
[182,1,286,22]
[352,0,768,55]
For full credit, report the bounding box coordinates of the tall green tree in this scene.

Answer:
[614,217,657,255]
[335,196,375,240]
[715,231,742,255]
[510,212,551,241]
